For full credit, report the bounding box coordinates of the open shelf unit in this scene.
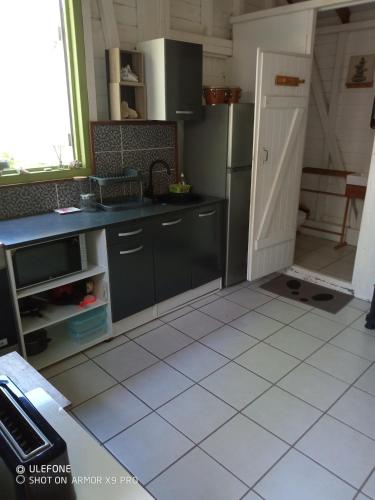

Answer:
[5,230,113,370]
[106,47,147,120]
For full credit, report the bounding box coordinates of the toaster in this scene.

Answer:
[0,375,76,500]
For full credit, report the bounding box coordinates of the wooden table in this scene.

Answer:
[0,351,70,408]
[338,183,367,247]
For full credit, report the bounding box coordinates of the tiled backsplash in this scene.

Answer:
[0,121,177,220]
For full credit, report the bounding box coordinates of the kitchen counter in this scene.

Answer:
[0,196,224,248]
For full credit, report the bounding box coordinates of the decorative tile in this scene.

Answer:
[148,448,248,500]
[56,179,89,209]
[200,414,288,487]
[94,152,123,177]
[105,412,193,484]
[91,124,121,152]
[243,386,322,444]
[255,449,356,500]
[121,123,176,149]
[0,182,57,219]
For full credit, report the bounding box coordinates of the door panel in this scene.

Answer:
[248,50,312,281]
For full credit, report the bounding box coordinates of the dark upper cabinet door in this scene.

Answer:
[107,223,155,322]
[165,39,203,121]
[153,213,191,303]
[190,203,225,289]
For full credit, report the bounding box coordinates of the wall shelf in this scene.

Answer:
[17,264,106,299]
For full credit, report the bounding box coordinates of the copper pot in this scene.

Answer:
[203,87,229,105]
[226,87,242,103]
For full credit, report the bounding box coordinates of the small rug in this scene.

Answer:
[261,275,353,313]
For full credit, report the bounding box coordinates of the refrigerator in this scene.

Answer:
[184,103,254,286]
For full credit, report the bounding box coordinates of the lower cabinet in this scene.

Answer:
[107,202,224,321]
[153,213,191,303]
[107,222,155,322]
[190,204,224,289]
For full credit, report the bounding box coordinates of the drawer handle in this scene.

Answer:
[198,210,216,218]
[119,245,144,255]
[176,110,194,115]
[118,229,143,237]
[162,218,182,226]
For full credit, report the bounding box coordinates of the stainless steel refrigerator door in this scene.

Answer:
[225,166,252,286]
[228,103,254,168]
[183,105,229,198]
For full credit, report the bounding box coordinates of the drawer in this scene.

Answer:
[106,219,151,247]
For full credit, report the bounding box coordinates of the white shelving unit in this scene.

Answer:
[5,230,113,370]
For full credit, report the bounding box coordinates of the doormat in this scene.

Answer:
[261,275,353,313]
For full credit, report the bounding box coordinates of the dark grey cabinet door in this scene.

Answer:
[153,213,191,302]
[107,225,155,322]
[165,39,203,121]
[190,204,224,289]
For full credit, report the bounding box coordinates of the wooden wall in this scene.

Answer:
[301,21,375,243]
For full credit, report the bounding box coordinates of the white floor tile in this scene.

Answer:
[190,294,220,309]
[256,299,306,323]
[216,282,249,297]
[312,305,363,326]
[94,341,158,381]
[236,343,299,383]
[265,326,324,359]
[242,492,263,500]
[123,362,193,409]
[230,311,283,340]
[72,385,151,442]
[105,412,193,484]
[278,363,348,411]
[49,360,116,407]
[199,298,248,323]
[160,306,195,323]
[169,310,223,339]
[41,353,88,379]
[134,324,193,358]
[165,342,227,381]
[290,312,344,341]
[355,365,375,397]
[255,449,355,500]
[243,387,322,444]
[157,385,236,443]
[84,335,129,358]
[350,298,370,313]
[351,313,372,334]
[201,414,288,487]
[148,447,248,500]
[362,471,375,498]
[200,325,258,358]
[225,288,271,310]
[200,362,271,410]
[306,344,371,384]
[329,387,375,440]
[296,415,375,488]
[126,319,164,339]
[330,328,375,361]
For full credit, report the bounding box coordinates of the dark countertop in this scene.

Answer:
[0,196,224,248]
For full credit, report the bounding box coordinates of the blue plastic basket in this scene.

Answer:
[68,307,107,339]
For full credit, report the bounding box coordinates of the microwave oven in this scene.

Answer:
[12,234,88,290]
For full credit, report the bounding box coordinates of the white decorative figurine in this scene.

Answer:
[121,64,139,82]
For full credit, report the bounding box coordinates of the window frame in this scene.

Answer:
[0,0,91,186]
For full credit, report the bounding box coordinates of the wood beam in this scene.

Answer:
[97,0,119,48]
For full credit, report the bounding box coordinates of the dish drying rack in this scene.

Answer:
[89,168,145,211]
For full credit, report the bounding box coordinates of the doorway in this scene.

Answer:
[293,3,375,285]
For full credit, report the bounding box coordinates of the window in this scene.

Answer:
[0,0,90,184]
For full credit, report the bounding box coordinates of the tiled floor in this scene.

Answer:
[43,278,375,500]
[295,233,357,282]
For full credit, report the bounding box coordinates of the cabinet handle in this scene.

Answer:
[118,228,143,237]
[176,110,194,115]
[119,245,144,255]
[162,218,182,226]
[198,210,216,218]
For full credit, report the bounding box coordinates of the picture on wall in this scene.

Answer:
[346,54,375,88]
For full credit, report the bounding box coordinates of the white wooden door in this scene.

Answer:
[247,50,312,281]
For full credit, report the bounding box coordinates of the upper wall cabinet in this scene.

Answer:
[138,39,203,121]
